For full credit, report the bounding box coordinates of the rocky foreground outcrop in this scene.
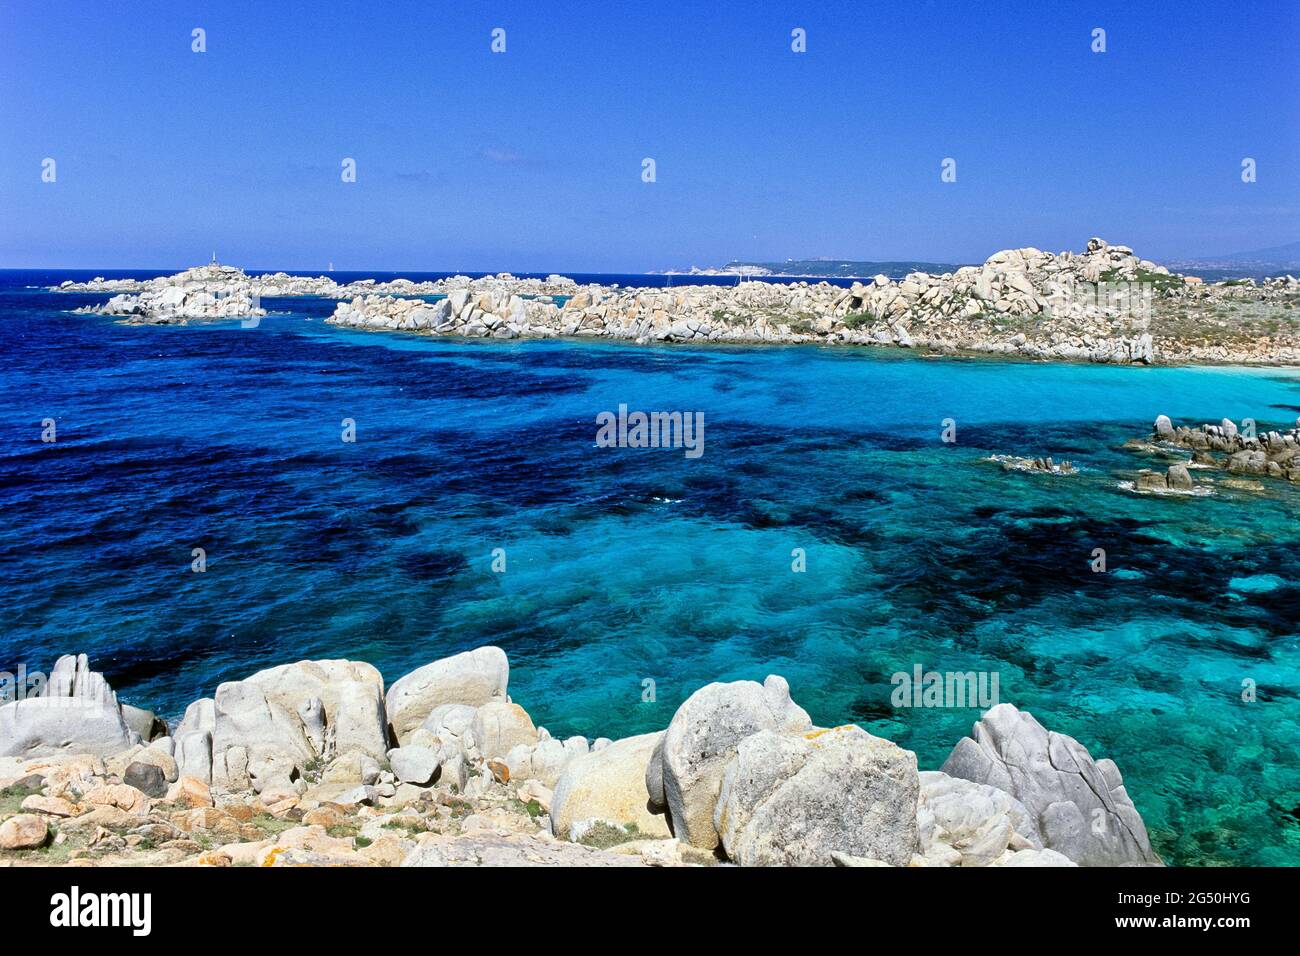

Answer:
[55,239,1300,365]
[0,649,1161,868]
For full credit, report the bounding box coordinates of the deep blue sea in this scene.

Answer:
[2,269,1299,866]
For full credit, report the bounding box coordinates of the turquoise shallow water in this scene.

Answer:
[2,275,1300,865]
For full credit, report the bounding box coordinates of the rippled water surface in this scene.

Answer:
[2,272,1299,865]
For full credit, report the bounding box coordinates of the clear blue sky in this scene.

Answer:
[2,0,1297,271]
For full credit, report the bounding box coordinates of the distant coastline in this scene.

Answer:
[662,240,1300,283]
[654,259,968,281]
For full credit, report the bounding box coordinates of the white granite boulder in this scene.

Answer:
[107,742,178,783]
[506,736,588,788]
[209,658,390,793]
[175,730,212,783]
[941,704,1159,866]
[323,749,381,785]
[714,725,920,866]
[386,647,508,743]
[387,745,441,786]
[175,698,215,738]
[652,675,812,849]
[120,704,167,742]
[551,732,671,841]
[244,659,388,761]
[172,698,216,783]
[470,701,538,759]
[420,703,477,741]
[916,770,1040,867]
[995,847,1077,867]
[211,680,315,792]
[0,654,140,759]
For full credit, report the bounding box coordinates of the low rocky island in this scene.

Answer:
[0,649,1160,868]
[1153,414,1300,481]
[54,238,1300,366]
[1124,414,1300,495]
[987,455,1078,475]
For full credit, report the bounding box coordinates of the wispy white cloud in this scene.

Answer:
[479,148,524,165]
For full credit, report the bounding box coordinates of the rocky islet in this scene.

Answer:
[1122,414,1300,495]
